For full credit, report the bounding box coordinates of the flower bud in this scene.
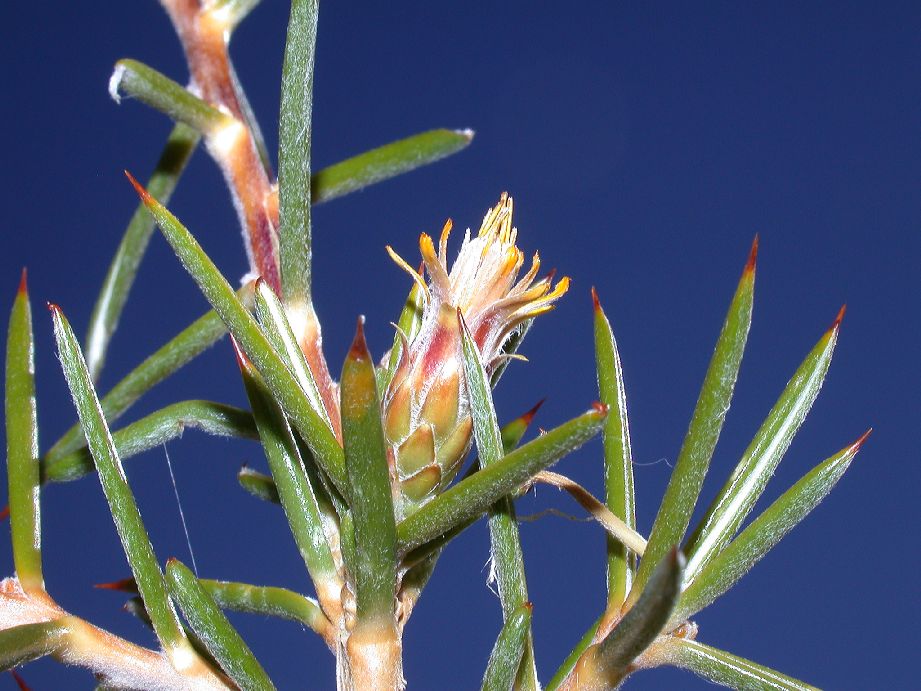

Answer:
[383,194,569,516]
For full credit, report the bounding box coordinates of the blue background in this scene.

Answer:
[1,2,919,688]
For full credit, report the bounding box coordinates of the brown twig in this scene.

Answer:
[0,578,229,689]
[160,0,279,292]
[158,0,341,436]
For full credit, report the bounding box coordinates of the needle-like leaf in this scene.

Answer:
[311,129,474,205]
[662,638,819,690]
[253,279,330,429]
[593,288,636,610]
[43,400,256,483]
[0,620,69,672]
[50,306,192,662]
[397,405,606,553]
[49,289,249,460]
[673,432,866,625]
[85,124,200,382]
[399,402,545,600]
[237,467,280,504]
[110,60,232,135]
[5,272,42,591]
[237,346,339,599]
[166,559,275,691]
[683,308,844,585]
[574,549,684,689]
[341,319,397,622]
[198,579,332,641]
[277,0,319,307]
[481,602,533,691]
[127,174,348,498]
[459,312,538,690]
[629,240,756,604]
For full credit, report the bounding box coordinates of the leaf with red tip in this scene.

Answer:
[10,669,31,691]
[500,399,544,453]
[6,272,42,592]
[50,306,193,661]
[629,243,755,604]
[128,179,348,498]
[672,433,866,625]
[593,288,637,610]
[340,318,397,623]
[682,309,844,586]
[94,577,139,593]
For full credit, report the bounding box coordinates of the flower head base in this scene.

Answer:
[384,194,569,515]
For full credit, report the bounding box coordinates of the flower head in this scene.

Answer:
[383,194,569,514]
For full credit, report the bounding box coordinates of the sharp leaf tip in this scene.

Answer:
[745,234,759,274]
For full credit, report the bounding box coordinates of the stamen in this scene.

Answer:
[419,233,452,297]
[387,245,430,298]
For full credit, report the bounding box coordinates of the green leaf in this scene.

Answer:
[238,350,339,594]
[397,406,606,553]
[662,638,819,690]
[481,603,533,691]
[545,615,602,691]
[593,288,636,610]
[399,403,544,601]
[577,549,684,688]
[277,0,319,306]
[50,306,192,660]
[629,241,756,604]
[85,124,200,382]
[253,279,330,429]
[237,467,280,504]
[311,128,474,205]
[6,272,42,591]
[459,312,537,689]
[166,560,276,691]
[198,579,332,639]
[0,619,69,672]
[673,432,866,625]
[49,290,247,460]
[128,175,348,499]
[110,60,231,135]
[683,308,844,585]
[43,400,257,483]
[341,319,397,622]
